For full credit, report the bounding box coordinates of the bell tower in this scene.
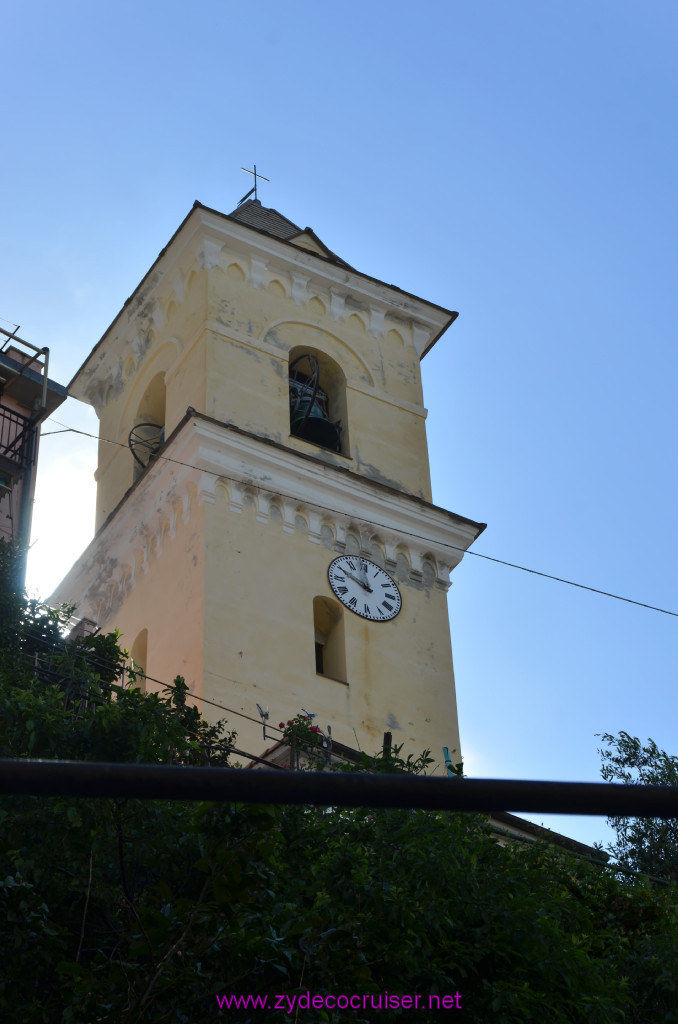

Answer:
[52,199,485,765]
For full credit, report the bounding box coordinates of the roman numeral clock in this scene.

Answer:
[328,556,402,622]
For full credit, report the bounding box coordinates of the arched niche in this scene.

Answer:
[118,339,179,436]
[267,278,287,298]
[226,262,246,282]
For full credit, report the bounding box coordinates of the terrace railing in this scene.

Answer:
[0,405,36,476]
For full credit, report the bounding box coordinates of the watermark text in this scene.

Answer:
[215,990,462,1012]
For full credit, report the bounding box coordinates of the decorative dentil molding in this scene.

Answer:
[291,272,310,307]
[49,417,477,628]
[71,206,454,408]
[330,289,346,322]
[198,238,223,271]
[249,256,268,289]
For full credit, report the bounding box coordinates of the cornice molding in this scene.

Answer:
[190,208,454,348]
[49,416,481,626]
[185,418,478,573]
[70,207,456,401]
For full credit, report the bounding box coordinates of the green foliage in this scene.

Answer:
[599,730,678,883]
[337,742,437,776]
[0,539,28,653]
[279,712,438,776]
[2,554,678,1022]
[5,794,678,1023]
[278,713,327,769]
[0,540,234,766]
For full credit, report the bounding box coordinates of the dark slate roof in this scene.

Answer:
[227,199,353,269]
[228,199,303,241]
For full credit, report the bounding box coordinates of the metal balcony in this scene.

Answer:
[0,405,36,483]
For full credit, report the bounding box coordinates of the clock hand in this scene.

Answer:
[342,570,373,593]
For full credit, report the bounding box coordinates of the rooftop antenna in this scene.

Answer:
[0,317,20,342]
[323,723,333,765]
[238,163,270,205]
[256,703,270,741]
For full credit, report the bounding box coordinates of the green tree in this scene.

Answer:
[3,544,678,1022]
[599,729,678,883]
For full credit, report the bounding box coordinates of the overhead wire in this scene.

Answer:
[16,630,288,770]
[15,573,673,873]
[19,624,288,737]
[26,417,678,870]
[14,630,678,878]
[40,419,678,620]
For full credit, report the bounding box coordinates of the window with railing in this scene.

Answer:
[0,406,36,477]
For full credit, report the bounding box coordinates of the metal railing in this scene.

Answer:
[0,325,50,417]
[0,405,36,472]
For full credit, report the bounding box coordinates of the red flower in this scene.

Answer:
[278,722,285,729]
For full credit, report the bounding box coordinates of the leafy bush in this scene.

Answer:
[2,541,678,1022]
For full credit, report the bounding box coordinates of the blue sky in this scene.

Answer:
[4,0,678,849]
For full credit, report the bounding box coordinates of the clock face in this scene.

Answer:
[328,556,402,621]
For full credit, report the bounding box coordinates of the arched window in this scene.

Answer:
[313,596,346,683]
[289,348,349,456]
[129,373,166,481]
[130,628,148,692]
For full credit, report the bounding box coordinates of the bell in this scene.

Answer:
[289,353,341,452]
[291,398,340,450]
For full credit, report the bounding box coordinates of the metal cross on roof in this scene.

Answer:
[238,163,270,205]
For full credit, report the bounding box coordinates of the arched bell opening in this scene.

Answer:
[130,628,148,692]
[288,349,349,456]
[129,373,166,481]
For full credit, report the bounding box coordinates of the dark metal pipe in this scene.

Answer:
[1,760,678,817]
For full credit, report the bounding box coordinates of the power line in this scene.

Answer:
[20,625,288,737]
[142,670,282,732]
[452,549,678,619]
[17,633,290,770]
[40,419,678,620]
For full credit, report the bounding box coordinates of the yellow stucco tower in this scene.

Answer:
[52,199,484,765]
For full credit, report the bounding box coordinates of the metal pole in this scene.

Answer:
[15,456,34,586]
[2,760,678,817]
